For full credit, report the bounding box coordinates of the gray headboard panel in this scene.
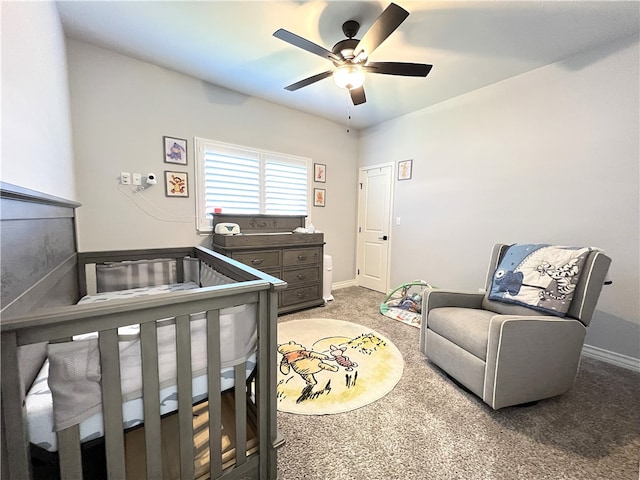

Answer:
[1,182,81,316]
[0,182,81,399]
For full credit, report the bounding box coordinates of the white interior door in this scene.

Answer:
[356,163,394,293]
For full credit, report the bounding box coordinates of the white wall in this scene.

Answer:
[359,35,640,359]
[5,4,635,359]
[0,1,76,200]
[66,40,358,283]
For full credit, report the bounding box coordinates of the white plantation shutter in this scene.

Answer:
[195,138,310,232]
[204,145,260,213]
[265,156,308,215]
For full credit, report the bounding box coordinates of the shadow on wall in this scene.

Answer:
[200,80,250,106]
[560,32,638,71]
[585,310,640,360]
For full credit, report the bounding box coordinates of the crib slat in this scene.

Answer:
[57,425,83,479]
[234,363,247,466]
[140,321,163,480]
[0,332,31,479]
[206,309,223,478]
[176,255,185,282]
[99,329,126,479]
[176,314,194,479]
[257,290,269,478]
[261,289,280,479]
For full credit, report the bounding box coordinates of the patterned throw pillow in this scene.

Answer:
[488,244,591,316]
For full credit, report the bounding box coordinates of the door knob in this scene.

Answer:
[378,235,388,241]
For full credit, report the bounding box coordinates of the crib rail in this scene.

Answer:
[1,246,285,480]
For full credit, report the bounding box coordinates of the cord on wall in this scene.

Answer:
[117,184,194,224]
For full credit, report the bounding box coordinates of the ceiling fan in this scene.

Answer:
[273,2,432,106]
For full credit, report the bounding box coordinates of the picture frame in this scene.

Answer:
[398,159,413,181]
[314,163,326,183]
[163,136,188,165]
[313,188,326,207]
[164,171,189,197]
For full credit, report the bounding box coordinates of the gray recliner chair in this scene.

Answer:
[420,243,611,409]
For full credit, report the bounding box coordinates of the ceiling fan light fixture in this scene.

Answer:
[333,65,365,90]
[275,2,430,106]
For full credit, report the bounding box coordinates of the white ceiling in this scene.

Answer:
[56,1,640,130]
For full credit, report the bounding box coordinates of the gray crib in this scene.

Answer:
[0,182,285,479]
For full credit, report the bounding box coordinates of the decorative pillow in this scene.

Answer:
[488,244,591,316]
[47,339,102,431]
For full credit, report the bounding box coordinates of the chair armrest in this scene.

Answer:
[483,315,586,409]
[423,289,484,314]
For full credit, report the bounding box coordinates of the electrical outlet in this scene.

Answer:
[132,173,142,186]
[396,217,401,226]
[120,172,131,185]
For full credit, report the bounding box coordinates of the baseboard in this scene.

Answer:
[581,344,640,373]
[332,279,357,290]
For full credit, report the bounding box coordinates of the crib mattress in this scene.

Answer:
[26,354,256,452]
[26,281,257,452]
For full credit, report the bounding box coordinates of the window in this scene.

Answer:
[195,138,310,232]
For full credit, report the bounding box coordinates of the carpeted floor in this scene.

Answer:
[276,286,640,480]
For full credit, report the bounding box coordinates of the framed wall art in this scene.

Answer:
[314,163,326,183]
[398,159,413,181]
[163,136,187,165]
[313,188,326,207]
[164,171,189,197]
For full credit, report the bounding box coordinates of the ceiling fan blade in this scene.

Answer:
[274,29,341,62]
[350,86,366,105]
[353,3,409,59]
[285,71,333,91]
[365,62,433,77]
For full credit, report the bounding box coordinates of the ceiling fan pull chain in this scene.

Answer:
[346,94,352,134]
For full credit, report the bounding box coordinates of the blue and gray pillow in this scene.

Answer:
[488,244,590,316]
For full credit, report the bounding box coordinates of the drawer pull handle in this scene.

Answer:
[296,292,307,298]
[297,255,307,261]
[251,259,264,266]
[296,274,307,280]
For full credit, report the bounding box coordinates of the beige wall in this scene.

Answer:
[359,35,640,359]
[1,1,76,200]
[67,40,359,284]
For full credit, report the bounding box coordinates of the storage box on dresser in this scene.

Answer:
[211,214,325,313]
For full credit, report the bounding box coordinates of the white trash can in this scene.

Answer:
[323,254,334,302]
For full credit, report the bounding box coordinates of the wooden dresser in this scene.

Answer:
[211,214,325,314]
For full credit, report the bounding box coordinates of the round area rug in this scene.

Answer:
[277,318,404,415]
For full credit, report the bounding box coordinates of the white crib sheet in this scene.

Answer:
[26,354,256,452]
[26,281,258,452]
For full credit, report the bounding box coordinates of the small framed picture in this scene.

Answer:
[313,188,326,207]
[163,136,187,165]
[398,159,413,181]
[314,163,326,183]
[164,171,189,197]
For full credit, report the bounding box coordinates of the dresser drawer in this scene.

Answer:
[212,222,323,313]
[283,248,321,267]
[232,250,280,269]
[281,283,321,307]
[281,266,320,285]
[262,267,282,279]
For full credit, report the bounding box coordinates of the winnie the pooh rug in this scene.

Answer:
[276,318,404,415]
